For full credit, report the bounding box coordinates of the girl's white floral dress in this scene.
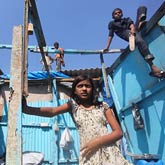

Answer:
[69,99,132,165]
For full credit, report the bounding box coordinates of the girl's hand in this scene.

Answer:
[80,138,102,160]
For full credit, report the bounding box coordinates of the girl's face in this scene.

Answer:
[74,80,93,101]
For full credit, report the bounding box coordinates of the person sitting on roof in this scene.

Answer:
[54,42,65,72]
[103,8,165,78]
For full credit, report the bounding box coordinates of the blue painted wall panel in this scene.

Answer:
[108,21,165,163]
[22,100,57,164]
[57,100,79,165]
[22,99,79,165]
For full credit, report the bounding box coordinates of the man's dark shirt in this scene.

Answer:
[108,17,133,38]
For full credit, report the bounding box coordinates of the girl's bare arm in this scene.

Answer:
[22,97,71,117]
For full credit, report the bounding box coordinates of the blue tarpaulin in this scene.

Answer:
[0,71,70,80]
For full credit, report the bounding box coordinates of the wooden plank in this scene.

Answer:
[29,0,52,90]
[29,0,50,75]
[6,26,23,165]
[23,0,29,96]
[100,53,110,98]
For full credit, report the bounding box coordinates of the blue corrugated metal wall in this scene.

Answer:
[0,85,79,165]
[57,99,79,165]
[22,100,57,164]
[0,99,8,156]
[108,19,165,163]
[22,99,79,165]
[21,81,79,165]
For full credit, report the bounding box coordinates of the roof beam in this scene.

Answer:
[0,44,124,54]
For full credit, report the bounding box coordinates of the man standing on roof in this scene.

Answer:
[103,8,165,78]
[54,42,65,72]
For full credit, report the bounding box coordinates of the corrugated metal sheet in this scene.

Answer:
[57,99,79,165]
[22,101,56,164]
[22,99,79,165]
[108,20,165,163]
[0,82,79,165]
[62,67,112,78]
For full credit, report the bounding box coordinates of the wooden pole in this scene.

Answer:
[23,0,29,97]
[100,53,110,98]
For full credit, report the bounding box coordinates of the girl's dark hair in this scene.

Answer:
[71,75,101,106]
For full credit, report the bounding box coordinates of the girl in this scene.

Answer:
[22,75,132,165]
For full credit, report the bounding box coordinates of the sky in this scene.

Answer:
[0,0,164,74]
